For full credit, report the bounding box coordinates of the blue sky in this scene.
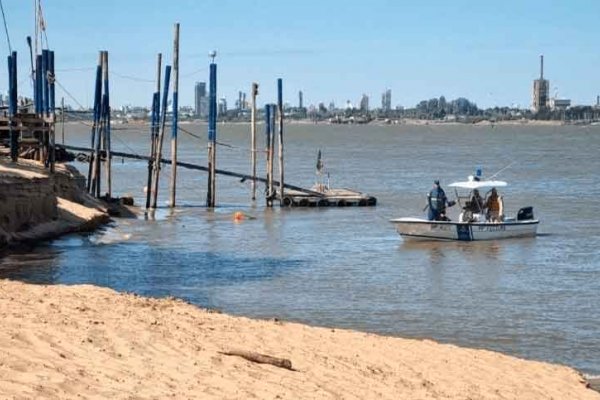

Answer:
[1,0,599,109]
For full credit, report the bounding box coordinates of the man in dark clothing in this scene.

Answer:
[427,180,449,221]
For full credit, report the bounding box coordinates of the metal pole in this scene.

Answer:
[169,22,179,207]
[7,54,16,161]
[277,79,284,204]
[88,54,102,194]
[250,82,258,201]
[151,65,171,209]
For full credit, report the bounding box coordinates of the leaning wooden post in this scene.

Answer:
[102,51,112,198]
[264,104,271,206]
[151,65,171,209]
[250,82,258,201]
[145,53,162,210]
[169,23,180,208]
[277,79,284,205]
[60,97,65,145]
[206,58,217,207]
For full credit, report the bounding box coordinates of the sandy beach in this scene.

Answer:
[0,279,597,399]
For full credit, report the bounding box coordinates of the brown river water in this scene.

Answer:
[1,122,599,377]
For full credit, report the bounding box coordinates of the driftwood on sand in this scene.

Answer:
[219,350,293,371]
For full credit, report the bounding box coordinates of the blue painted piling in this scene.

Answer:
[87,62,102,193]
[48,51,55,113]
[277,78,284,203]
[206,62,217,207]
[35,55,42,115]
[42,49,49,116]
[7,52,17,161]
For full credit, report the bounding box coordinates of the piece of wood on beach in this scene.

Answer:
[219,350,294,371]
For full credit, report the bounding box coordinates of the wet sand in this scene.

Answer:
[0,279,597,400]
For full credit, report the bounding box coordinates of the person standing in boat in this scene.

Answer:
[427,180,450,221]
[485,187,503,222]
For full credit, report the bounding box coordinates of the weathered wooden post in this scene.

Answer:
[61,97,65,145]
[250,82,258,201]
[277,79,284,205]
[169,23,180,207]
[206,55,217,207]
[145,53,162,210]
[151,65,172,209]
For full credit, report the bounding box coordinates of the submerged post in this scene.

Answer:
[206,58,217,207]
[250,82,258,201]
[169,23,180,208]
[151,64,171,209]
[146,53,162,210]
[277,79,284,205]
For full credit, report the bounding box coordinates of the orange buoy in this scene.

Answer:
[233,211,245,222]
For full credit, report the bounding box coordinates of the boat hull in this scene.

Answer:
[389,218,539,241]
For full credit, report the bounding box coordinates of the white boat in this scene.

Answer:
[390,176,539,241]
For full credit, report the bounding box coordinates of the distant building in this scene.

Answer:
[550,98,571,110]
[218,97,227,116]
[360,94,369,112]
[381,89,392,112]
[298,90,303,109]
[532,55,549,113]
[194,82,208,118]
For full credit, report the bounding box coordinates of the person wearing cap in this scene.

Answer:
[427,180,449,221]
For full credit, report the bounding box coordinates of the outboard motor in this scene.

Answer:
[517,206,534,221]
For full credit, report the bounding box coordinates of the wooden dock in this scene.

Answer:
[282,187,377,207]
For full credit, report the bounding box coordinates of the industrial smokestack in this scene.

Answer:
[540,54,544,80]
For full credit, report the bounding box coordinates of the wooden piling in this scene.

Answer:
[49,51,56,173]
[277,79,284,204]
[61,97,65,144]
[169,23,180,208]
[145,53,162,210]
[250,82,258,201]
[206,62,217,207]
[151,65,171,209]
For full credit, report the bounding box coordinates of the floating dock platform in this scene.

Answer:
[281,187,377,207]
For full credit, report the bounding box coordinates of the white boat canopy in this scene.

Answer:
[448,177,508,190]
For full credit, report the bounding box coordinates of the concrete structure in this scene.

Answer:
[532,55,549,113]
[298,91,303,109]
[194,82,208,118]
[550,98,571,110]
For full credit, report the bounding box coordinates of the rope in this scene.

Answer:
[111,71,154,83]
[0,0,11,52]
[54,79,86,109]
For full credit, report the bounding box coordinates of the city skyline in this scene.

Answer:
[1,0,599,109]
